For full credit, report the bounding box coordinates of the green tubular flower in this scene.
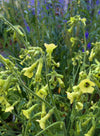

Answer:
[79,71,87,81]
[78,79,95,94]
[22,60,38,78]
[36,85,48,99]
[84,125,95,136]
[67,15,86,32]
[41,102,46,118]
[0,97,14,112]
[76,121,82,135]
[94,73,100,80]
[44,43,57,55]
[52,60,60,67]
[57,77,65,88]
[75,102,83,111]
[0,96,5,103]
[0,75,12,93]
[81,18,86,26]
[22,104,38,119]
[0,55,14,69]
[82,118,91,127]
[89,49,95,61]
[73,85,80,92]
[0,79,5,88]
[5,104,14,113]
[44,43,57,64]
[66,91,81,104]
[70,37,79,47]
[68,26,74,33]
[14,25,25,37]
[36,108,54,130]
[35,58,43,82]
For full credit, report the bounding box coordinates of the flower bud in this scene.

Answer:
[22,60,38,78]
[36,107,54,129]
[35,58,43,82]
[0,55,14,69]
[86,50,89,55]
[75,102,83,111]
[22,104,38,119]
[57,77,65,88]
[66,91,81,104]
[36,85,48,99]
[84,125,95,136]
[0,79,5,87]
[89,49,95,61]
[76,121,82,135]
[44,43,57,55]
[1,75,12,93]
[82,118,91,127]
[41,102,46,118]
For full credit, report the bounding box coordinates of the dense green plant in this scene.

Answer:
[0,0,100,136]
[0,12,100,136]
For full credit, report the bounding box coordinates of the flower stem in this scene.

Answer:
[18,77,52,108]
[82,27,87,71]
[44,57,61,121]
[35,121,67,136]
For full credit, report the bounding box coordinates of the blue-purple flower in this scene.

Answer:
[24,19,30,33]
[98,10,100,15]
[87,5,90,10]
[96,0,100,5]
[82,48,85,52]
[29,0,35,6]
[87,42,91,49]
[85,31,89,39]
[58,0,64,4]
[63,20,67,23]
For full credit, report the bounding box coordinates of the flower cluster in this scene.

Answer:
[66,79,95,111]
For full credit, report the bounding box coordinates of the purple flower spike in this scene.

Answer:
[29,0,35,6]
[24,19,30,33]
[87,42,91,49]
[63,20,67,23]
[26,26,30,33]
[96,0,100,5]
[82,48,85,52]
[59,0,64,4]
[98,10,100,15]
[85,31,89,39]
[46,5,49,10]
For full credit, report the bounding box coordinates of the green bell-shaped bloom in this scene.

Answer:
[36,108,54,129]
[35,58,43,82]
[22,104,38,119]
[44,43,57,55]
[22,60,38,78]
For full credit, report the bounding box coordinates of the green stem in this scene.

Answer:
[35,121,65,136]
[44,57,61,121]
[24,119,31,136]
[24,112,42,136]
[18,77,52,108]
[73,63,80,85]
[63,122,67,136]
[0,16,28,49]
[82,27,87,71]
[67,101,76,136]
